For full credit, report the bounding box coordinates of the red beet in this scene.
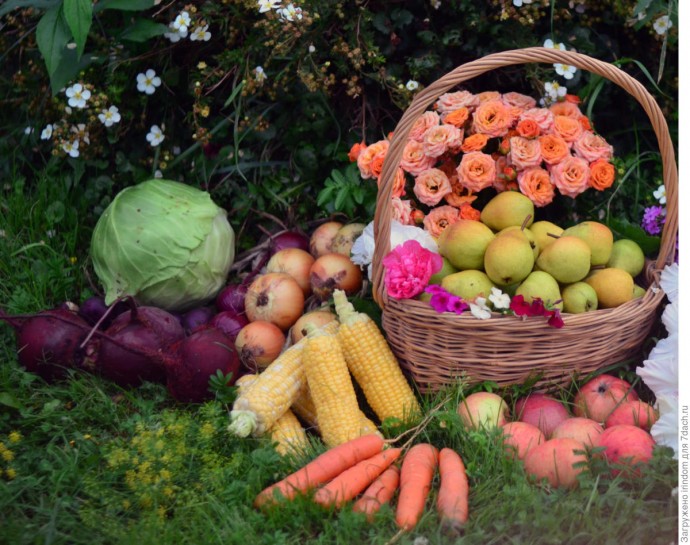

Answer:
[0,308,90,380]
[88,305,185,387]
[77,296,128,329]
[180,306,215,334]
[209,311,249,343]
[165,326,241,403]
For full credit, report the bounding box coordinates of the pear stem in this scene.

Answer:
[520,214,532,231]
[547,232,561,239]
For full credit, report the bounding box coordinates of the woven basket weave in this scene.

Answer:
[372,47,678,393]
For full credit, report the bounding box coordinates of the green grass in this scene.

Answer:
[0,170,678,544]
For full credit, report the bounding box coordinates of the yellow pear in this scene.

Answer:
[535,236,591,284]
[561,282,598,313]
[562,221,614,266]
[606,239,645,278]
[632,284,646,299]
[441,270,496,301]
[530,220,564,254]
[480,191,535,231]
[584,268,634,308]
[437,220,495,271]
[428,256,458,286]
[499,226,539,260]
[515,271,563,310]
[484,230,535,287]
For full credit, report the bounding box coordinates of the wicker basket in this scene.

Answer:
[372,47,678,392]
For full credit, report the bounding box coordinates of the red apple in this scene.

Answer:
[457,392,509,430]
[594,424,655,476]
[604,400,659,431]
[551,417,604,447]
[573,374,639,423]
[515,393,570,438]
[523,438,588,489]
[501,421,545,460]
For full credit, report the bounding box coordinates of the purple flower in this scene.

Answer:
[447,296,469,314]
[428,290,453,312]
[642,206,666,236]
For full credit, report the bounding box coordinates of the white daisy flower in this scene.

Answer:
[146,124,165,147]
[172,11,192,34]
[543,39,566,50]
[164,22,187,42]
[653,15,672,36]
[190,25,211,42]
[65,83,91,109]
[661,299,678,338]
[40,124,53,140]
[62,139,80,158]
[137,69,162,95]
[257,0,280,13]
[405,80,419,91]
[489,287,511,310]
[277,3,302,21]
[469,297,492,320]
[98,106,121,127]
[554,63,577,79]
[254,66,267,85]
[653,183,666,204]
[659,263,678,303]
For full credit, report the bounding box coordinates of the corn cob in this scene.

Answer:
[228,320,339,437]
[301,323,365,447]
[333,289,421,422]
[292,384,382,438]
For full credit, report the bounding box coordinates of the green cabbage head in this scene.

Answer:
[90,179,235,312]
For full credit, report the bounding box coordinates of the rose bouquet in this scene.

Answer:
[350,88,617,326]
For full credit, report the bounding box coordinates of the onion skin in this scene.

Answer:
[309,253,363,301]
[244,272,305,331]
[166,326,241,403]
[215,283,248,315]
[209,311,249,342]
[265,248,315,297]
[331,223,366,256]
[290,310,338,344]
[235,320,286,371]
[309,221,344,258]
[269,231,310,255]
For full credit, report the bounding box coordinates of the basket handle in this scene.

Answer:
[372,47,678,308]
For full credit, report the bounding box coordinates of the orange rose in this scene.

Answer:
[423,205,461,238]
[472,100,512,137]
[589,159,616,191]
[369,152,386,179]
[435,90,479,114]
[357,139,389,179]
[390,198,414,225]
[565,94,581,104]
[400,140,435,176]
[517,167,556,207]
[477,91,501,103]
[460,133,489,153]
[501,91,537,111]
[552,115,584,143]
[549,156,590,198]
[539,134,570,165]
[413,168,452,206]
[442,107,470,128]
[509,136,542,170]
[516,119,540,138]
[456,151,497,193]
[458,202,481,221]
[519,107,554,133]
[444,176,477,207]
[579,116,592,131]
[549,101,582,119]
[409,111,440,142]
[348,141,366,162]
[423,124,464,158]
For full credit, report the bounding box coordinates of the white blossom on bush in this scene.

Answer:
[164,23,187,42]
[190,25,211,42]
[653,183,667,205]
[540,81,567,106]
[543,38,566,50]
[65,83,91,109]
[513,0,533,6]
[172,11,191,34]
[554,63,577,79]
[137,69,162,95]
[62,139,80,158]
[40,124,53,140]
[653,15,672,35]
[278,3,303,21]
[71,124,90,145]
[254,66,267,85]
[146,125,165,147]
[98,106,121,127]
[257,0,280,13]
[406,80,419,91]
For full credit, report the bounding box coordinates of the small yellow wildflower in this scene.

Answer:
[8,431,22,443]
[159,469,171,481]
[197,61,207,69]
[200,422,215,439]
[157,506,167,519]
[122,499,131,510]
[69,257,77,265]
[83,434,92,440]
[2,449,14,462]
[163,486,174,497]
[5,468,17,480]
[199,105,210,118]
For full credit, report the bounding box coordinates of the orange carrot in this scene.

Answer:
[395,443,439,530]
[352,466,400,520]
[313,448,401,508]
[436,447,469,534]
[254,433,384,508]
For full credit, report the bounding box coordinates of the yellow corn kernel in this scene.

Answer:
[228,321,339,437]
[333,290,421,422]
[236,374,309,456]
[302,324,364,448]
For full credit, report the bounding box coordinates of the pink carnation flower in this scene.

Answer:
[382,239,443,299]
